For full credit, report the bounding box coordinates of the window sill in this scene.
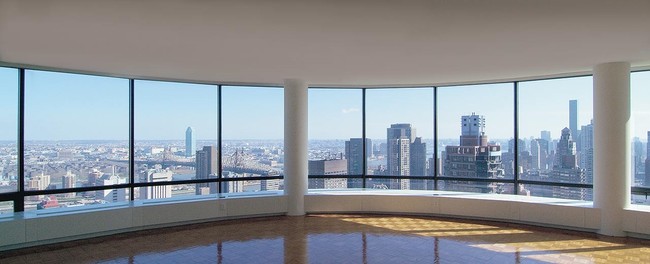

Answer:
[307,188,593,207]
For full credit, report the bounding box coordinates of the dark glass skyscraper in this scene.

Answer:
[345,138,372,175]
[410,137,427,176]
[345,138,371,188]
[195,145,217,194]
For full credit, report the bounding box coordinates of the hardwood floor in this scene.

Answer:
[2,214,650,263]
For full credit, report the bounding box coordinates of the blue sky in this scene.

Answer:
[1,67,650,141]
[0,68,18,140]
[135,80,218,141]
[24,70,129,141]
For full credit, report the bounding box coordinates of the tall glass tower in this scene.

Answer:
[186,127,196,157]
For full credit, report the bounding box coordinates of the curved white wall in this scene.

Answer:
[5,190,650,251]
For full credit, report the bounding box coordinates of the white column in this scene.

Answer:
[593,62,631,236]
[284,78,308,216]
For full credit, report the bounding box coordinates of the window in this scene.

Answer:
[437,83,514,194]
[24,70,129,212]
[518,76,593,200]
[308,89,362,189]
[135,80,218,199]
[222,86,283,193]
[631,71,650,205]
[365,88,434,190]
[0,67,18,196]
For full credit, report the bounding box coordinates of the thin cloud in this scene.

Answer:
[341,108,360,114]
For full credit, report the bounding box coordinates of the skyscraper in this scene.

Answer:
[530,139,540,170]
[186,127,196,157]
[409,137,429,190]
[549,127,586,200]
[460,113,486,146]
[535,138,550,170]
[195,145,217,194]
[569,100,579,139]
[540,130,552,142]
[387,124,414,176]
[444,113,504,193]
[345,138,372,175]
[345,138,371,188]
[580,120,594,185]
[556,128,577,169]
[383,123,427,189]
[410,137,427,176]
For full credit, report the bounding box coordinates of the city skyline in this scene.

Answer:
[0,106,641,211]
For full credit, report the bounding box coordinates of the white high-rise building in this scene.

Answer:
[140,168,173,200]
[97,174,127,203]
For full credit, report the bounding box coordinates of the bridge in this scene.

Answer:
[107,149,281,176]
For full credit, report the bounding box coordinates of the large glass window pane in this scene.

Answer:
[0,67,18,194]
[222,86,283,193]
[518,76,593,200]
[365,88,434,190]
[24,70,129,194]
[308,89,362,189]
[135,80,217,199]
[631,71,650,205]
[438,83,514,194]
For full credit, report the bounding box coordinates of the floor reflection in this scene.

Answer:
[2,214,650,263]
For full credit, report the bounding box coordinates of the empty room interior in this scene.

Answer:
[1,0,650,263]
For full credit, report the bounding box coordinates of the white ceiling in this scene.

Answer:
[1,0,649,87]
